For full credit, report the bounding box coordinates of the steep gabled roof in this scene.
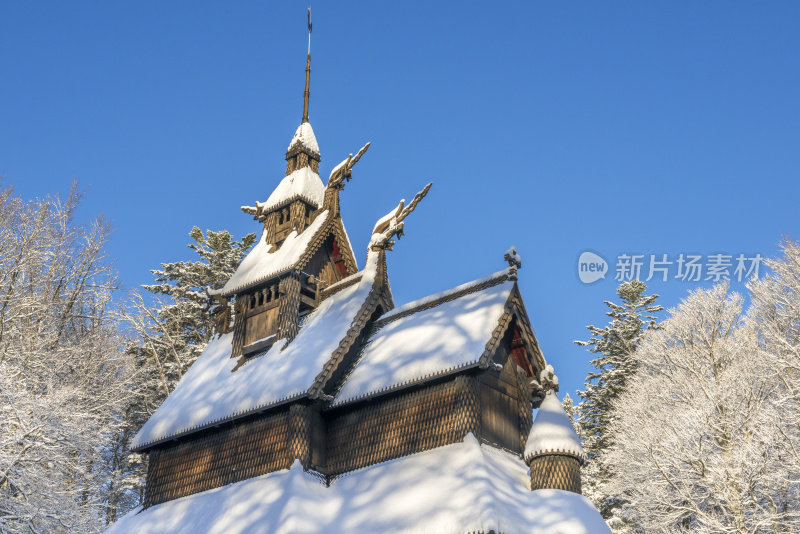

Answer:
[217,209,329,296]
[261,166,325,214]
[131,251,384,451]
[331,269,522,407]
[109,435,610,534]
[216,204,358,298]
[286,121,320,158]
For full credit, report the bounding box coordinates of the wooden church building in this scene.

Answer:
[109,21,609,534]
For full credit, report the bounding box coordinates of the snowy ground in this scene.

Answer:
[108,434,609,534]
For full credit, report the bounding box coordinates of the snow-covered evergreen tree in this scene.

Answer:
[561,392,579,431]
[131,226,255,399]
[575,280,661,532]
[112,226,255,517]
[0,184,136,533]
[606,282,799,532]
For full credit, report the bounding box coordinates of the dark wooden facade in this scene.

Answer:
[134,43,579,517]
[143,325,540,507]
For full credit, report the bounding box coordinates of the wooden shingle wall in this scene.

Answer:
[143,314,541,507]
[529,454,582,494]
[325,375,481,476]
[144,408,294,507]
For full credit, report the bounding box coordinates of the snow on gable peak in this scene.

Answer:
[525,390,586,462]
[218,209,329,296]
[287,121,320,158]
[262,166,325,213]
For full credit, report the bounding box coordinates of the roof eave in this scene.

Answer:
[131,393,308,453]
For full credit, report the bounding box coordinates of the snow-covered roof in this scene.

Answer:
[286,121,320,158]
[524,391,586,462]
[217,209,328,296]
[109,434,609,534]
[333,273,514,406]
[261,166,325,214]
[131,252,380,450]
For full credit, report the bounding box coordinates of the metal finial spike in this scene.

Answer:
[307,8,312,54]
[302,9,312,123]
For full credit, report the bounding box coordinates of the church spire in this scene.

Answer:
[302,8,311,123]
[285,9,320,175]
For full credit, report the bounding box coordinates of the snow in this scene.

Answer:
[525,391,586,462]
[217,209,328,296]
[261,166,325,214]
[333,278,514,406]
[505,245,522,268]
[131,252,380,449]
[323,271,362,293]
[381,268,509,321]
[108,435,609,534]
[287,121,320,157]
[328,157,348,179]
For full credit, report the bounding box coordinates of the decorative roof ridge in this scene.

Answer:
[377,268,512,326]
[130,392,305,452]
[296,215,357,277]
[306,252,387,399]
[218,265,294,297]
[321,272,363,298]
[260,191,323,214]
[505,287,547,372]
[476,303,516,370]
[330,278,520,409]
[329,360,481,408]
[524,448,588,462]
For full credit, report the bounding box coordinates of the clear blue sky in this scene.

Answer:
[3,2,799,399]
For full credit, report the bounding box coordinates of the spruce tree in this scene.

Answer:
[111,226,256,519]
[575,280,662,532]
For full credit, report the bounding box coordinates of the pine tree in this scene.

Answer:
[575,280,662,532]
[561,392,579,431]
[110,226,255,520]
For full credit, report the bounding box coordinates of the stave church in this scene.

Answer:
[108,16,609,534]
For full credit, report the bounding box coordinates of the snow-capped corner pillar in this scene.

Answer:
[524,385,586,494]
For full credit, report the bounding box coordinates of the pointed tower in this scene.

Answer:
[524,369,586,494]
[212,18,361,357]
[254,21,322,249]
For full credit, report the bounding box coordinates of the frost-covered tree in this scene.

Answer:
[606,283,799,532]
[125,226,255,404]
[749,238,800,408]
[0,184,135,533]
[575,280,661,531]
[112,226,256,516]
[561,392,579,431]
